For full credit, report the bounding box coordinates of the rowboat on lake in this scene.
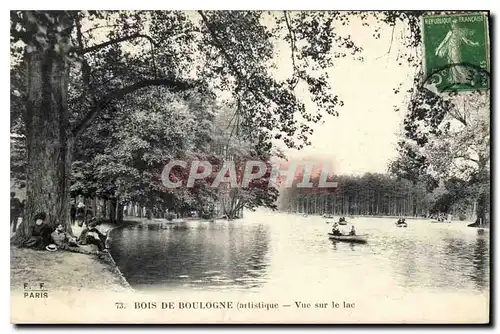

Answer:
[328,233,368,244]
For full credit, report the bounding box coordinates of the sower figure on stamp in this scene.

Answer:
[435,20,479,85]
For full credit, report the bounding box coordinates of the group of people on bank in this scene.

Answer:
[26,212,108,253]
[11,193,109,254]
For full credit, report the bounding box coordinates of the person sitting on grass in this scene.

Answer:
[78,217,107,251]
[51,224,78,248]
[51,223,99,255]
[25,212,53,250]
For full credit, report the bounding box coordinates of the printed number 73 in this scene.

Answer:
[115,302,125,309]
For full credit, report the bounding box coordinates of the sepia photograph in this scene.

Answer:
[9,9,490,324]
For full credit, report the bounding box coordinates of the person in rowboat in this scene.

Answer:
[349,226,356,236]
[331,222,342,236]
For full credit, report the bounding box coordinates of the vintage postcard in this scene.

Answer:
[10,10,490,324]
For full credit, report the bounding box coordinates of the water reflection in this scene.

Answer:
[110,221,270,290]
[381,229,489,292]
[471,237,489,290]
[110,212,489,295]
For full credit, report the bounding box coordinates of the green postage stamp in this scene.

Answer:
[422,12,490,92]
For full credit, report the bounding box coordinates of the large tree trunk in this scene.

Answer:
[101,198,108,218]
[475,190,489,226]
[91,197,97,217]
[117,203,124,223]
[109,198,117,224]
[11,16,72,246]
[475,157,490,227]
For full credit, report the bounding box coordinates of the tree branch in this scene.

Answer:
[75,17,97,104]
[447,99,468,127]
[81,24,123,35]
[197,11,280,110]
[80,33,157,54]
[198,11,246,86]
[455,155,479,164]
[72,78,196,138]
[67,66,158,107]
[376,24,396,60]
[80,33,159,80]
[284,11,299,88]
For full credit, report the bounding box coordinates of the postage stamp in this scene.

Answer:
[422,12,490,92]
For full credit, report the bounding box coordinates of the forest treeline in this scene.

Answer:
[277,172,477,220]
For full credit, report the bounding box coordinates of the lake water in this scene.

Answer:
[109,210,489,296]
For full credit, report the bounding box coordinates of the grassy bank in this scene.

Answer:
[10,222,132,293]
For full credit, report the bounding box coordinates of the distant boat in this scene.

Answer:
[328,220,347,225]
[431,220,451,224]
[163,221,175,225]
[328,233,367,244]
[302,213,308,217]
[395,220,408,227]
[323,214,334,219]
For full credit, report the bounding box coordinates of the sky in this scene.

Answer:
[270,15,417,176]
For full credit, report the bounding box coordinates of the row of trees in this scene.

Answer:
[277,173,476,218]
